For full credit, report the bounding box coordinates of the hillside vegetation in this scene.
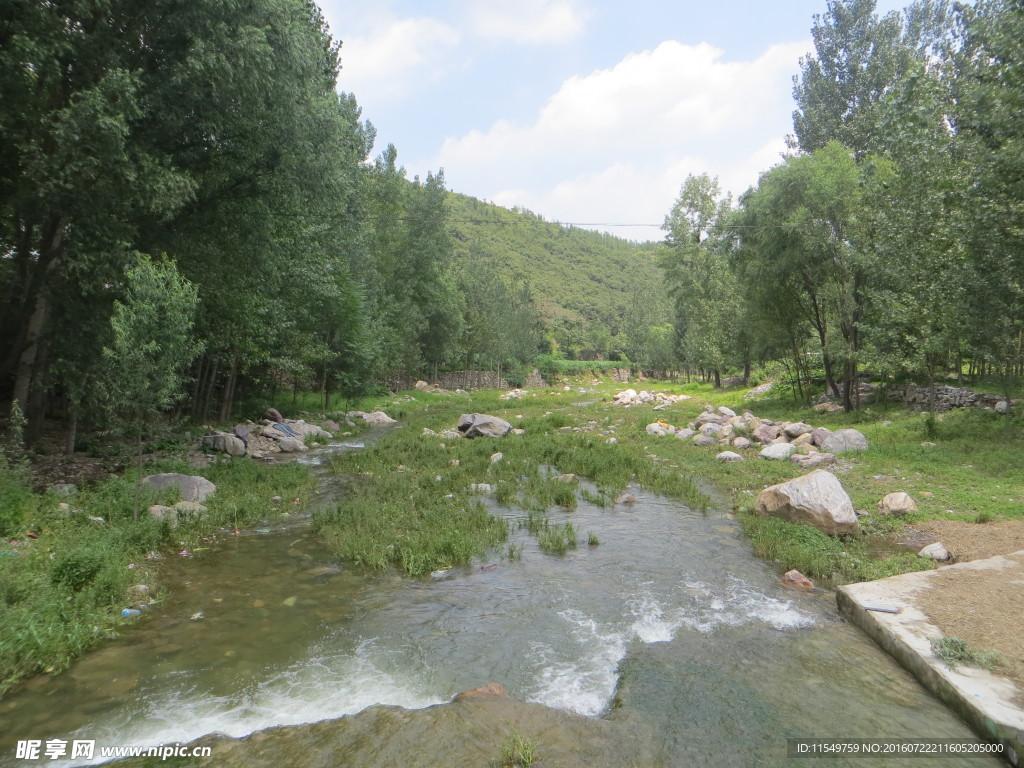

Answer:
[447,194,669,359]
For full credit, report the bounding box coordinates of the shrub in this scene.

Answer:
[51,549,105,592]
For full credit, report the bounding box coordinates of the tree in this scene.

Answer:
[733,144,891,409]
[791,0,953,156]
[660,174,736,386]
[98,255,201,474]
[953,0,1024,400]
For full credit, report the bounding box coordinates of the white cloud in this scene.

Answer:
[471,0,592,44]
[338,17,460,98]
[434,39,808,240]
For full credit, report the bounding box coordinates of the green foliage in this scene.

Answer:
[0,462,36,539]
[930,636,1004,671]
[660,174,737,382]
[538,522,578,555]
[99,254,202,435]
[739,511,932,586]
[0,452,313,694]
[446,194,664,362]
[499,728,539,767]
[50,548,105,593]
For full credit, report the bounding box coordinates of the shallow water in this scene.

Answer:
[0,440,1003,766]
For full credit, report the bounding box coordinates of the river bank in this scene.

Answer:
[1,377,1020,765]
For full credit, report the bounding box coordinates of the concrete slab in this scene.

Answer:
[838,551,1024,766]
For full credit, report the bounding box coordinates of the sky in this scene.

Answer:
[316,0,908,241]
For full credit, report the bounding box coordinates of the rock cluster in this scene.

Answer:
[202,412,355,459]
[644,406,868,467]
[613,389,692,407]
[887,382,1010,413]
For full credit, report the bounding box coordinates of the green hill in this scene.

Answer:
[446,193,668,353]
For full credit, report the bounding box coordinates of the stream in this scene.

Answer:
[0,436,1004,766]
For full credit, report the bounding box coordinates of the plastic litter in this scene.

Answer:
[121,609,142,617]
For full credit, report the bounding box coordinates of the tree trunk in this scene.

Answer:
[219,357,238,423]
[201,359,219,422]
[64,401,78,456]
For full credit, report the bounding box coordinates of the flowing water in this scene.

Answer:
[0,439,1004,766]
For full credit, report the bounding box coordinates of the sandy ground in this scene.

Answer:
[907,522,1024,695]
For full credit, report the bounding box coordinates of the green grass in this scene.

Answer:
[538,522,578,554]
[0,454,314,695]
[930,636,1005,671]
[610,380,1024,583]
[498,727,539,767]
[738,511,933,586]
[313,386,710,576]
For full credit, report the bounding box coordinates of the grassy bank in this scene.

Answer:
[0,455,315,695]
[335,379,1022,586]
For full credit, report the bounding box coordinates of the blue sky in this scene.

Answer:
[317,0,908,241]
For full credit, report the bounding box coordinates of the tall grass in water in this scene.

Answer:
[316,392,710,575]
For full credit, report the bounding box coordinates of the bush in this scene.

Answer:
[51,548,105,592]
[0,467,35,538]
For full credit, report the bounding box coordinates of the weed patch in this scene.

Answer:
[930,636,1004,671]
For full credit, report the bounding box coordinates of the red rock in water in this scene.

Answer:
[782,569,815,589]
[456,682,508,699]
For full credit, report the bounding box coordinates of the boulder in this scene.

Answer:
[782,569,815,589]
[995,400,1010,414]
[263,408,284,422]
[615,493,638,506]
[692,435,719,447]
[718,406,737,418]
[878,492,917,516]
[755,470,859,535]
[149,505,177,524]
[646,423,668,436]
[456,682,507,700]
[202,432,247,457]
[731,437,751,450]
[469,483,494,494]
[752,424,781,444]
[791,433,813,447]
[695,411,725,428]
[783,422,813,439]
[142,473,216,503]
[791,452,836,469]
[821,429,869,454]
[810,427,832,448]
[276,437,307,453]
[759,443,797,461]
[363,411,398,426]
[174,500,208,515]
[699,423,724,437]
[674,428,696,441]
[919,542,951,561]
[289,421,333,440]
[716,451,744,462]
[322,420,341,433]
[457,413,512,438]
